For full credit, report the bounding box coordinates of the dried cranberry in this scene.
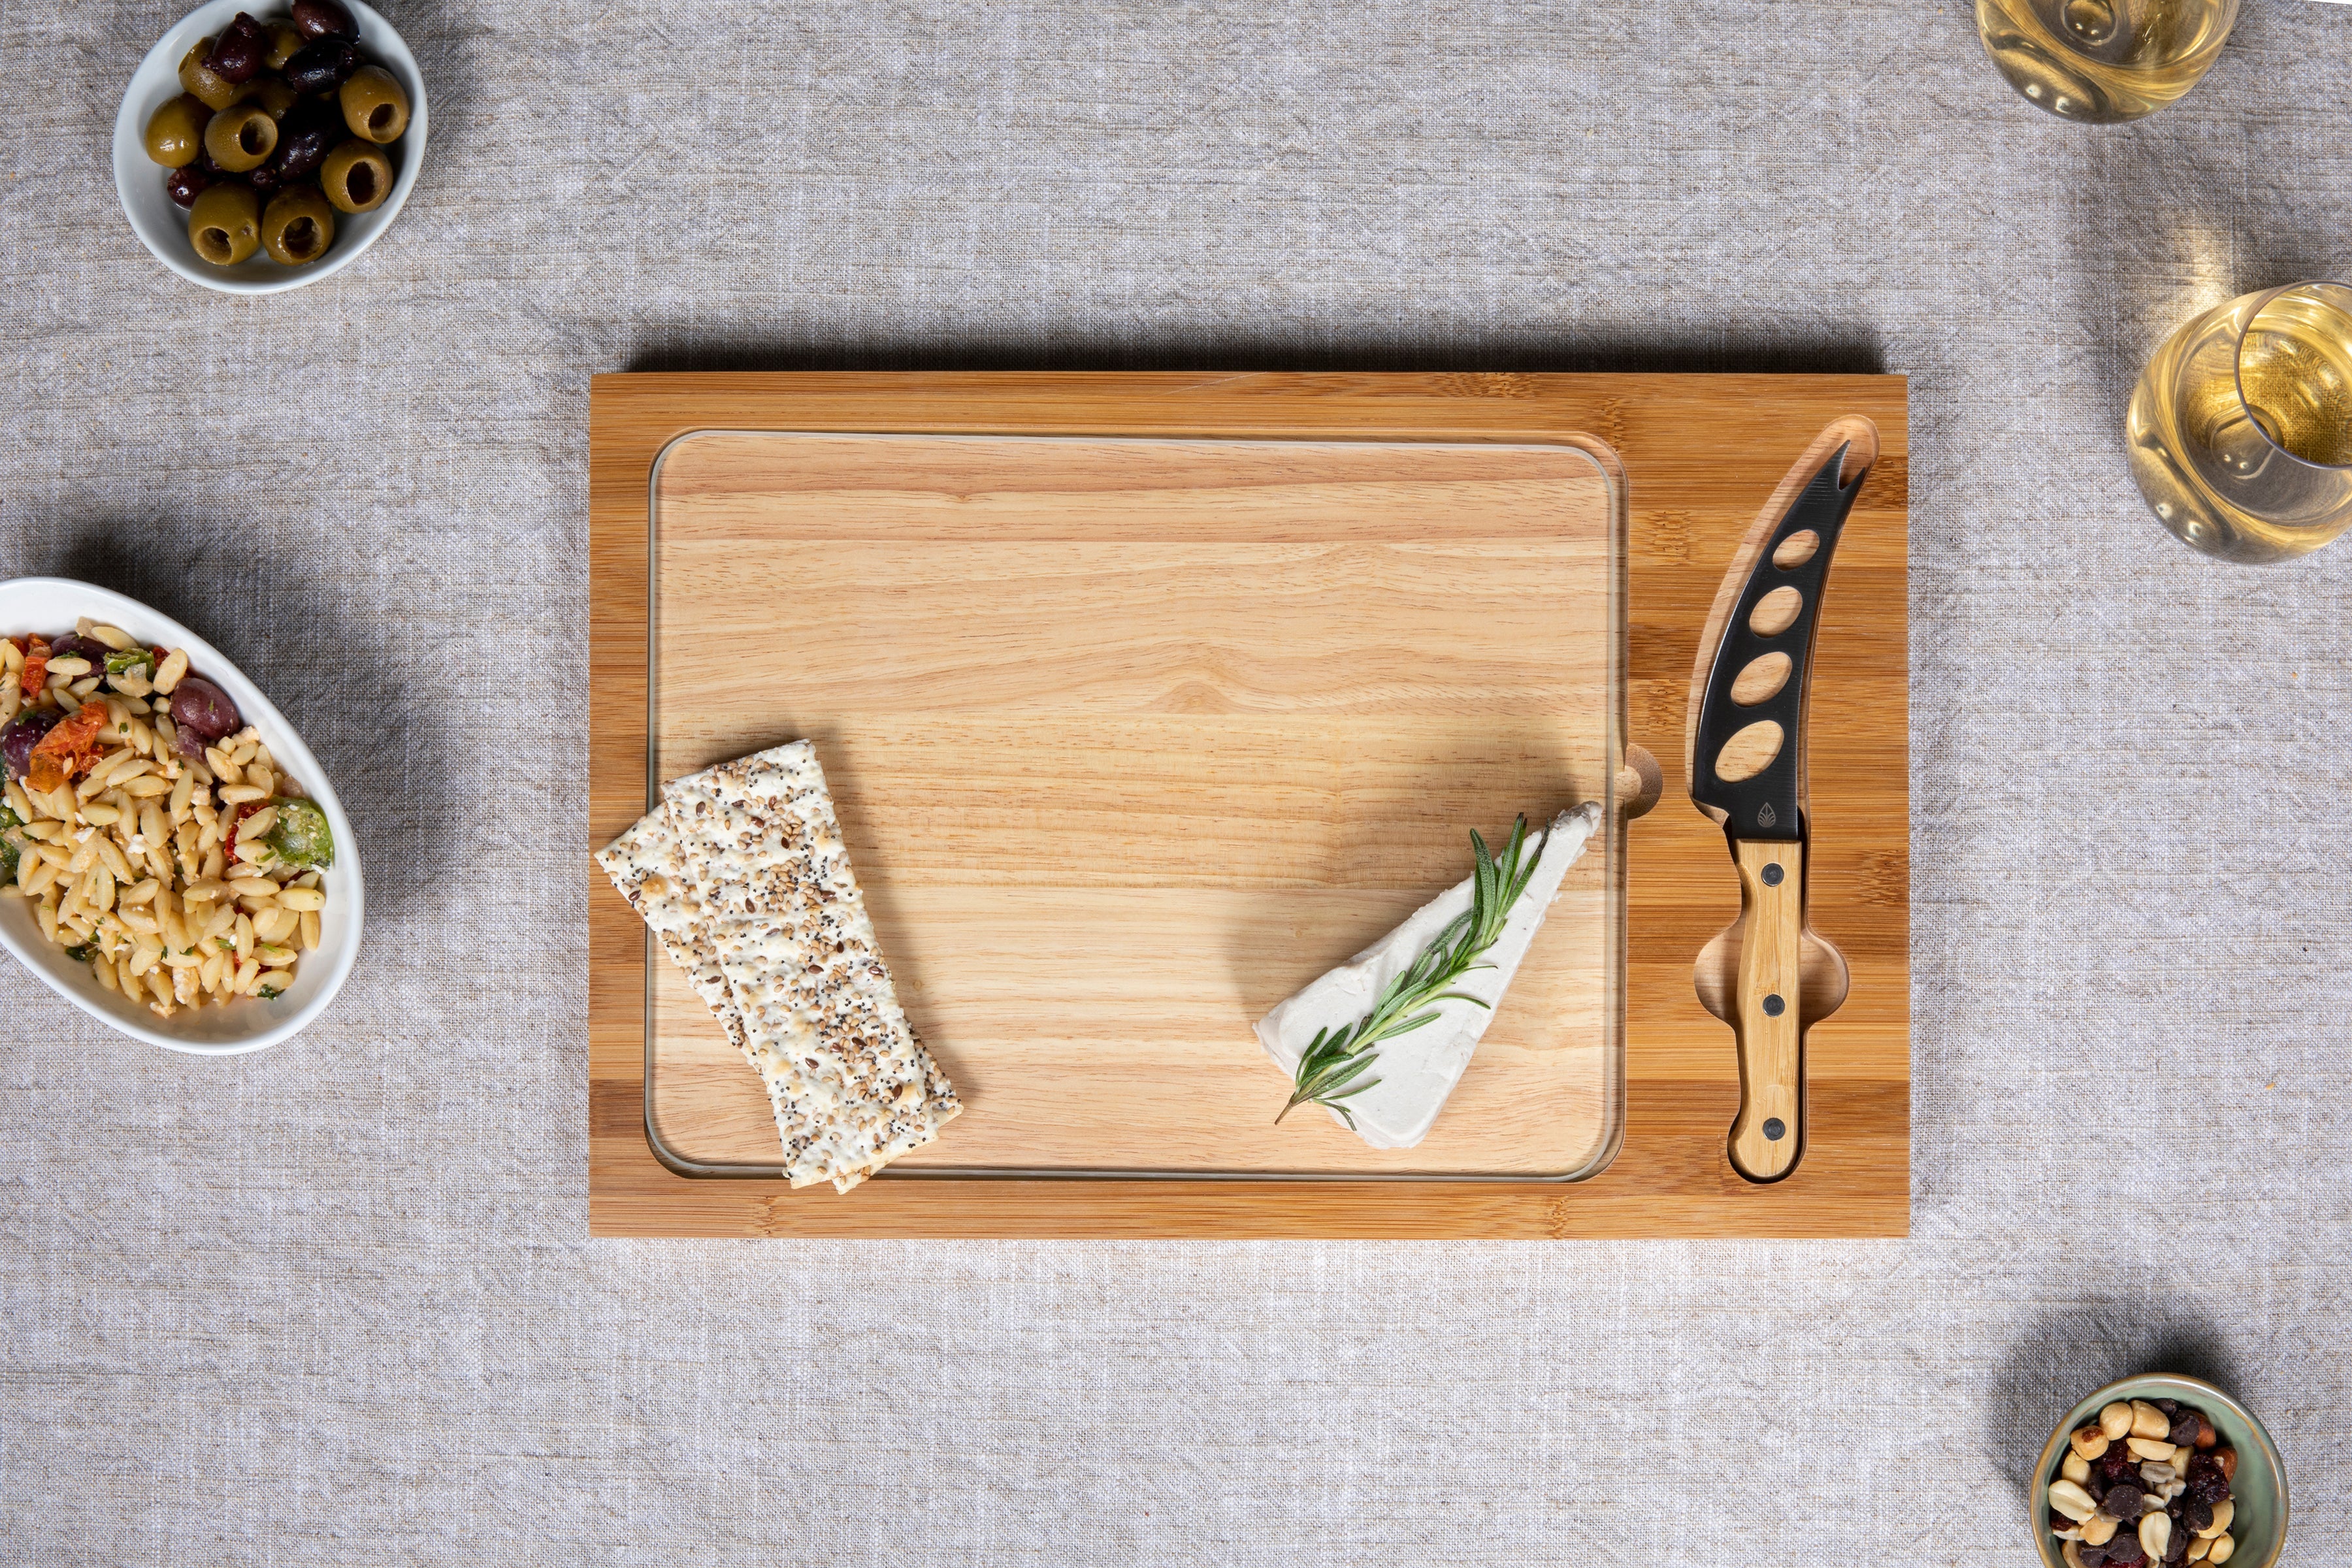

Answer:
[2155,1399,2178,1414]
[2086,1476,2110,1502]
[2168,1410,2202,1446]
[2103,1485,2145,1520]
[2050,1510,2072,1533]
[2164,1526,2189,1564]
[2100,1446,2140,1482]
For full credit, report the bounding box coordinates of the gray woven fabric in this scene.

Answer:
[5,1,2351,1561]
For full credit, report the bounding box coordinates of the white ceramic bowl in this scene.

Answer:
[0,580,364,1053]
[112,0,427,295]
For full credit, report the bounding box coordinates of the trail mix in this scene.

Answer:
[2049,1397,2241,1567]
[0,620,333,1017]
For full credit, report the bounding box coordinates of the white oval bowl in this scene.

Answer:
[0,580,365,1054]
[112,0,428,295]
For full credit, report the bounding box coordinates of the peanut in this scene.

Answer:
[2071,1425,2111,1461]
[2200,1498,2234,1539]
[2140,1513,2172,1561]
[2097,1401,2136,1441]
[2048,1480,2099,1523]
[2063,1543,2087,1568]
[2208,1533,2235,1564]
[2081,1513,2118,1547]
[2062,1450,2092,1484]
[2187,1537,2212,1563]
[2131,1401,2172,1440]
[2127,1436,2177,1462]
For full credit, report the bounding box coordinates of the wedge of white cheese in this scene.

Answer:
[1256,802,1601,1149]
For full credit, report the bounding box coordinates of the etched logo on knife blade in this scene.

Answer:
[1756,802,1776,828]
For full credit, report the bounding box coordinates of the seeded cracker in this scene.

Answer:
[595,798,881,1192]
[664,742,960,1190]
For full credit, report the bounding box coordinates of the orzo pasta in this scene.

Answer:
[0,617,334,1017]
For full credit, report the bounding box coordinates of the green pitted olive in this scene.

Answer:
[338,66,408,144]
[263,20,304,71]
[177,39,250,112]
[318,139,392,213]
[203,103,278,172]
[142,94,212,168]
[260,186,336,265]
[188,182,261,265]
[250,78,299,120]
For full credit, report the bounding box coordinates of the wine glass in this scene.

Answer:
[2127,282,2352,564]
[1976,0,2237,122]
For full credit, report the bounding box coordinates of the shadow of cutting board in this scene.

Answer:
[589,372,1908,1237]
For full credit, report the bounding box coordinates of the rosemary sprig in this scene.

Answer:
[1278,813,1550,1129]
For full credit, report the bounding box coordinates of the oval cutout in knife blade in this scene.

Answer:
[1730,651,1793,706]
[1748,585,1804,637]
[1772,529,1821,569]
[1714,719,1784,782]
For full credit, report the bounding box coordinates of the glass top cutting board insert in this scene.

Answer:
[645,431,1626,1179]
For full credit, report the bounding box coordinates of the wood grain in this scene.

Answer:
[590,372,1908,1237]
[649,433,1618,1178]
[1727,839,1803,1182]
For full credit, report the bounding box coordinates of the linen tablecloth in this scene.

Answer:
[5,2,2349,1561]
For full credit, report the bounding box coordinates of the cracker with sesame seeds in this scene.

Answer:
[664,742,959,1189]
[597,741,958,1194]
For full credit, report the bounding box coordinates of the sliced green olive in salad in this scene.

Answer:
[265,797,334,870]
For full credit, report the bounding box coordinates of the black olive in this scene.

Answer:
[206,13,269,84]
[165,164,212,207]
[266,100,336,182]
[292,0,359,41]
[281,37,358,97]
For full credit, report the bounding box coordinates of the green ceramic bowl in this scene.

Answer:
[2031,1373,2287,1568]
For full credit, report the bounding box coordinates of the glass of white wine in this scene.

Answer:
[2127,282,2352,564]
[1976,0,2237,122]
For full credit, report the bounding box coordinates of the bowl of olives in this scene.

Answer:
[112,0,425,293]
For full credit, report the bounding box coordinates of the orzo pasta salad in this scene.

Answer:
[0,618,333,1018]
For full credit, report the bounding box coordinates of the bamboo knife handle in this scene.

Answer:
[1729,840,1804,1181]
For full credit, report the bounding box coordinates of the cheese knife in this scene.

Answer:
[1684,417,1878,1183]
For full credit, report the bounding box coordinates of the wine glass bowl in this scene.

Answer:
[2127,282,2352,564]
[1976,0,2237,123]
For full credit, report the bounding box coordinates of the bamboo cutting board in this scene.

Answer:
[590,372,1909,1237]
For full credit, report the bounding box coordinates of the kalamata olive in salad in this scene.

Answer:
[292,0,359,41]
[169,676,240,744]
[45,633,114,665]
[1,708,61,780]
[281,37,358,97]
[206,13,270,84]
